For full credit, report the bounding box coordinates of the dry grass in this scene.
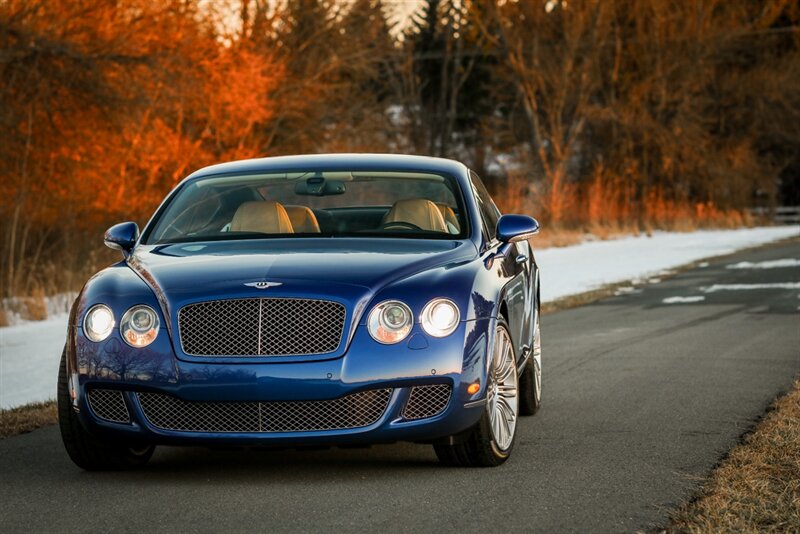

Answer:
[666,380,800,533]
[0,401,57,439]
[532,229,588,248]
[0,293,49,323]
[495,168,755,237]
[22,290,48,321]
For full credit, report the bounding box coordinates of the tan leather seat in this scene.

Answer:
[435,202,460,232]
[230,201,294,234]
[383,198,447,232]
[284,205,321,233]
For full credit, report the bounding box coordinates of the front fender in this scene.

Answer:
[67,263,171,399]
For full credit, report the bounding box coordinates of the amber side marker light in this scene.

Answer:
[467,382,480,395]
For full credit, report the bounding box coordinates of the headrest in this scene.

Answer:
[284,205,321,233]
[435,202,460,233]
[383,198,447,232]
[230,201,294,234]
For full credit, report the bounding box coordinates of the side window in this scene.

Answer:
[469,171,501,240]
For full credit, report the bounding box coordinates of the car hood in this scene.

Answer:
[129,237,476,318]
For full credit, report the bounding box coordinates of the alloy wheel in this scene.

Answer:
[486,326,518,451]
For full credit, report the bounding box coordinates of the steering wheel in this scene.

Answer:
[378,221,423,231]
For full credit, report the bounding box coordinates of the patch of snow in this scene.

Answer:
[698,262,710,268]
[662,296,706,304]
[726,258,800,270]
[703,283,800,293]
[0,314,68,409]
[537,226,799,302]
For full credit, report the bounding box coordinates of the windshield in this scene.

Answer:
[144,170,467,244]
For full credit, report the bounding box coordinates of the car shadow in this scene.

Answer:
[73,442,446,482]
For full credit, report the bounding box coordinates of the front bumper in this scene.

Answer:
[69,319,494,446]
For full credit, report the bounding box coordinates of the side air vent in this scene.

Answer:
[403,384,452,420]
[87,389,131,423]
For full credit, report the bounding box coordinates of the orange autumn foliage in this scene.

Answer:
[0,0,284,295]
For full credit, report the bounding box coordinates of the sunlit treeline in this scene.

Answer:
[1,0,798,297]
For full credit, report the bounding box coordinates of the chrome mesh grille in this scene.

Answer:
[137,389,392,433]
[178,298,346,356]
[87,389,130,423]
[403,384,451,420]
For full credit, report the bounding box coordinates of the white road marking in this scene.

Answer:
[726,258,800,269]
[662,296,706,304]
[704,283,800,293]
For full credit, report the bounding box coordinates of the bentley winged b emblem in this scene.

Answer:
[244,280,283,289]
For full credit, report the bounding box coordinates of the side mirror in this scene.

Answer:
[104,221,139,256]
[496,214,540,243]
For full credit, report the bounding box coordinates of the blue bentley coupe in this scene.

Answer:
[59,154,542,469]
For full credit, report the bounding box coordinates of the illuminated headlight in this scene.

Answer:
[120,305,160,348]
[368,300,413,344]
[421,298,460,337]
[84,304,115,342]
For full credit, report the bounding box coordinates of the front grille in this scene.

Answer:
[178,298,346,356]
[137,389,393,433]
[403,384,451,420]
[88,389,130,423]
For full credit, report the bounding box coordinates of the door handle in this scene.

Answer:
[515,254,528,265]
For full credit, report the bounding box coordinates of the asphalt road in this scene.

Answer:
[1,239,798,533]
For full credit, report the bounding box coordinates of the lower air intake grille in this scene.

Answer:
[403,384,451,420]
[137,389,393,433]
[88,389,130,423]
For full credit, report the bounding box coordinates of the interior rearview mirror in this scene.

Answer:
[295,177,346,196]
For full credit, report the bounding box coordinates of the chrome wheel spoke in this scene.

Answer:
[498,358,514,383]
[498,384,516,397]
[501,408,513,438]
[497,395,513,421]
[491,407,502,441]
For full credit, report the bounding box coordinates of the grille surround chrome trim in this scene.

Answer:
[178,297,346,357]
[87,389,131,423]
[137,389,393,433]
[403,384,452,420]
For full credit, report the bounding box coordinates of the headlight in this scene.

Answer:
[84,304,115,342]
[120,305,160,347]
[421,298,460,337]
[368,300,413,344]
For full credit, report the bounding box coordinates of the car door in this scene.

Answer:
[469,171,530,358]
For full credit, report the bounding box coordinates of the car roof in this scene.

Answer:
[184,154,471,183]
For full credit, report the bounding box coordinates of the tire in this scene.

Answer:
[58,348,155,470]
[434,320,519,467]
[519,311,542,416]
